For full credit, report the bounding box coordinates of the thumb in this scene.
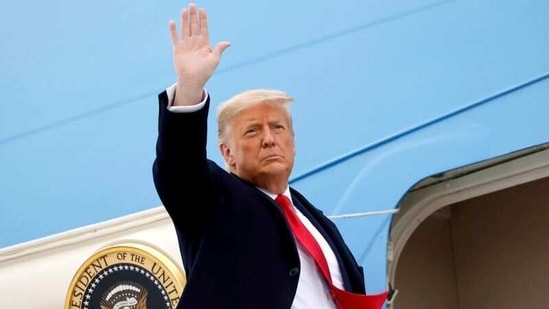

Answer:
[213,41,231,58]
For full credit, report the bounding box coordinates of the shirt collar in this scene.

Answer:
[258,186,291,201]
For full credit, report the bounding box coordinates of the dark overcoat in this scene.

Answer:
[153,91,366,309]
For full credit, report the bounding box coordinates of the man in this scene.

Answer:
[152,3,388,309]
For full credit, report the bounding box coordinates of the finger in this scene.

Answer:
[181,8,189,39]
[189,3,198,36]
[213,41,231,58]
[168,20,178,45]
[199,8,208,38]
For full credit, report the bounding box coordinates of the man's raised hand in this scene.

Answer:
[170,3,230,106]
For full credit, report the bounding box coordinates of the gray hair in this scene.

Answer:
[216,89,294,144]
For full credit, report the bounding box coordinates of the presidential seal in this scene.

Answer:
[65,242,186,309]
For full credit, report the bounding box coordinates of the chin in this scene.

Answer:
[262,165,290,176]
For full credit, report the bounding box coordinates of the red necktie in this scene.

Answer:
[275,194,388,309]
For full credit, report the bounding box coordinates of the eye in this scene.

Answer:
[244,128,258,136]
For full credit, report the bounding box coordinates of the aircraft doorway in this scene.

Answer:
[388,145,549,309]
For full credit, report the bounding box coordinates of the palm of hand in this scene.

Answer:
[169,4,230,88]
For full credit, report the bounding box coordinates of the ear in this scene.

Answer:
[219,143,235,167]
[291,134,296,157]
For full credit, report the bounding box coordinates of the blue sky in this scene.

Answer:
[1,0,548,249]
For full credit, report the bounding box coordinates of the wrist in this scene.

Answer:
[173,83,205,106]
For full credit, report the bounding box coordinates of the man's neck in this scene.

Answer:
[230,172,289,195]
[257,186,290,199]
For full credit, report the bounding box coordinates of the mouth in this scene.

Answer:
[263,154,283,161]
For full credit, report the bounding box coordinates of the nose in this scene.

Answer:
[261,128,276,147]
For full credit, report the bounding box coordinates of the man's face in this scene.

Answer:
[220,103,296,187]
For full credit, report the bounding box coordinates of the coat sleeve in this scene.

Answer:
[152,89,217,234]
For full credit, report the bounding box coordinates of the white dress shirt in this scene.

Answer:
[260,187,343,309]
